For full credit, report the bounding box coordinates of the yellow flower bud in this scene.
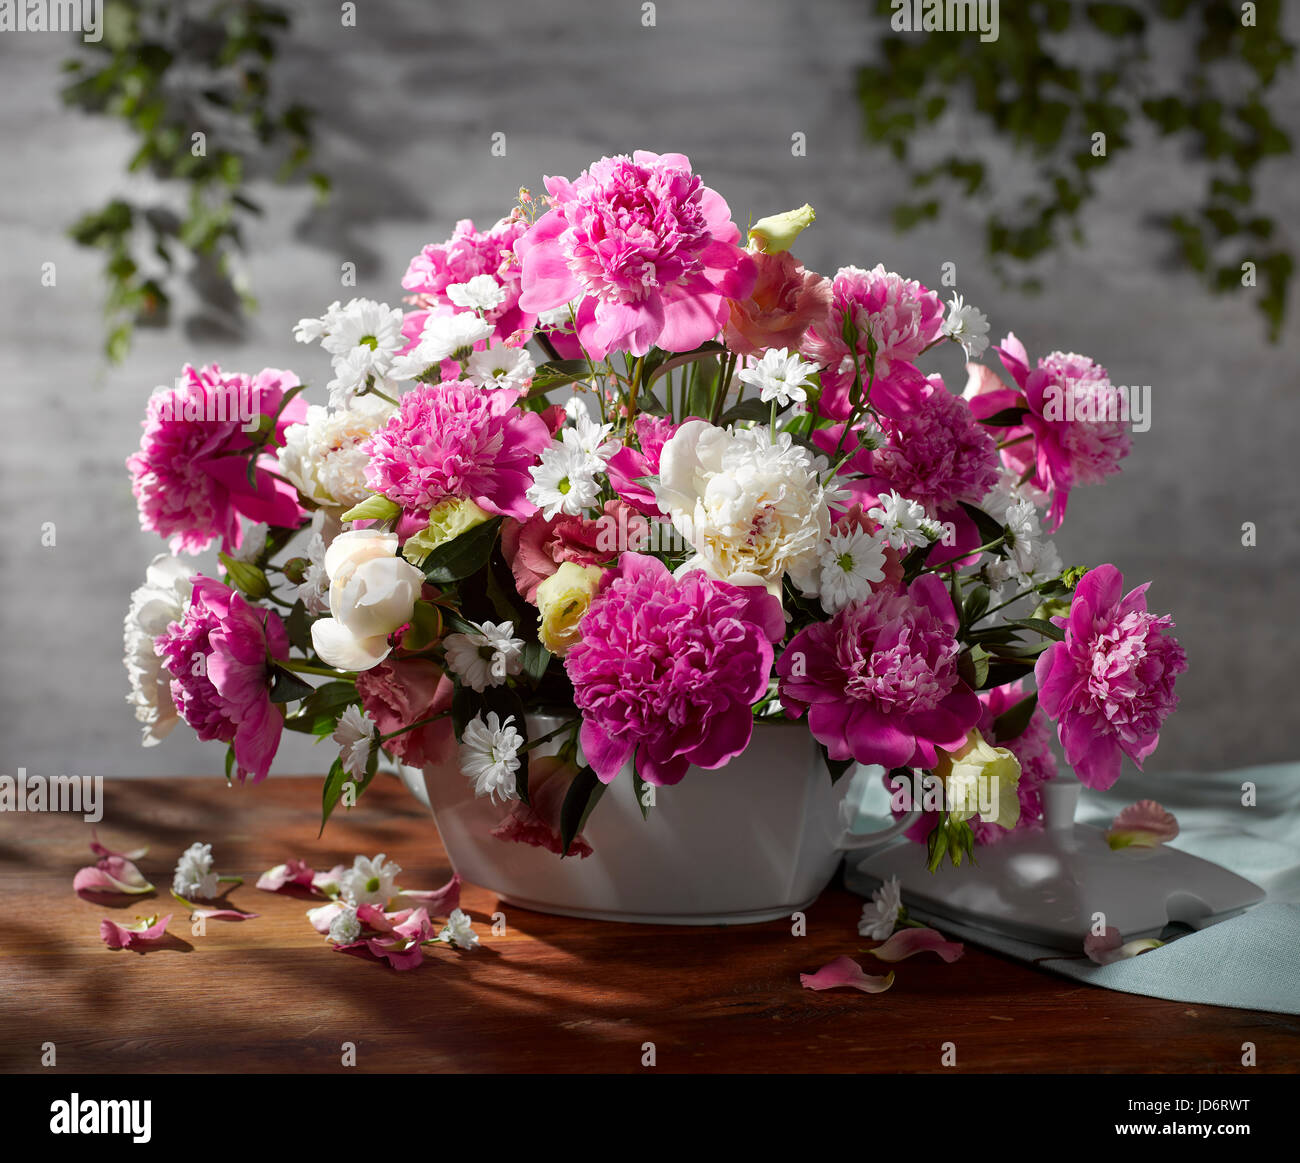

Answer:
[400,498,491,565]
[934,729,1022,831]
[535,562,604,656]
[748,203,816,254]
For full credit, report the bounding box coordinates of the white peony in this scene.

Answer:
[123,554,194,746]
[653,420,833,599]
[278,396,395,511]
[310,530,425,671]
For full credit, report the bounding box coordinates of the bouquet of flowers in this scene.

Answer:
[123,149,1186,870]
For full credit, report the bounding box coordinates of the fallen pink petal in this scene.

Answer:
[307,901,346,933]
[191,907,259,921]
[100,914,172,950]
[1106,800,1180,850]
[74,836,154,896]
[255,858,319,892]
[392,873,461,915]
[870,926,965,964]
[800,955,895,994]
[1084,926,1164,965]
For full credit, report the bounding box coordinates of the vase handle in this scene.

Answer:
[833,762,916,851]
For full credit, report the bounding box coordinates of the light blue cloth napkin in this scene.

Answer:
[845,762,1300,1014]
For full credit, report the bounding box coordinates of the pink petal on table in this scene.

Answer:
[90,833,148,863]
[1084,926,1164,965]
[100,914,172,950]
[870,927,965,964]
[307,901,346,933]
[74,836,154,896]
[311,865,348,895]
[800,955,895,993]
[392,873,461,916]
[191,908,259,921]
[256,859,319,892]
[1106,800,1180,850]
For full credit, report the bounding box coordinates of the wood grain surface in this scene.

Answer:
[1,776,1295,1074]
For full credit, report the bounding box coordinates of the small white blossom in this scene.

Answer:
[312,298,408,408]
[439,907,481,950]
[564,397,618,460]
[526,434,603,519]
[868,490,938,551]
[442,620,526,692]
[537,301,580,329]
[465,342,535,390]
[858,875,904,941]
[173,842,221,900]
[328,905,362,945]
[737,347,817,407]
[332,705,376,782]
[459,712,523,803]
[942,294,991,360]
[446,274,507,312]
[340,854,402,908]
[818,527,887,614]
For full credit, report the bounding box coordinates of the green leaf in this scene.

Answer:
[558,765,605,859]
[977,407,1030,427]
[340,494,400,523]
[1008,617,1065,642]
[269,666,315,705]
[529,359,591,392]
[817,742,855,785]
[420,517,502,583]
[284,599,311,653]
[719,398,773,425]
[319,758,349,836]
[522,640,552,685]
[992,692,1038,743]
[957,501,1006,547]
[631,770,652,819]
[963,584,991,626]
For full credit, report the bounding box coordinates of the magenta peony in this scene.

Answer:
[127,364,307,554]
[564,553,784,786]
[1035,564,1186,790]
[777,573,981,769]
[155,577,289,782]
[516,151,756,358]
[362,381,551,536]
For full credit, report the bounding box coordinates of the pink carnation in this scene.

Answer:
[362,382,551,535]
[777,574,981,770]
[355,658,455,770]
[565,553,784,786]
[516,151,756,358]
[1035,564,1186,790]
[802,264,945,420]
[127,364,307,554]
[156,577,289,782]
[724,247,832,357]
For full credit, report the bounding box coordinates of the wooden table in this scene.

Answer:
[2,776,1296,1074]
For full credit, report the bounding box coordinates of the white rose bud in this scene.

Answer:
[310,530,425,671]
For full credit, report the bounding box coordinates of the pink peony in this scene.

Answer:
[155,577,289,782]
[362,381,551,535]
[516,151,756,358]
[491,754,595,857]
[565,553,784,786]
[502,499,631,603]
[401,215,532,345]
[966,334,1131,530]
[724,247,832,357]
[604,413,679,515]
[802,264,945,420]
[1035,564,1186,790]
[355,658,455,770]
[777,574,981,770]
[127,364,307,554]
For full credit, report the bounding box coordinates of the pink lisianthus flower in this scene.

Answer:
[970,680,1057,843]
[502,498,632,603]
[401,215,532,345]
[355,658,455,770]
[155,577,289,782]
[362,381,551,536]
[965,334,1131,530]
[724,247,832,357]
[802,264,945,420]
[127,364,307,554]
[1035,564,1186,790]
[564,553,785,786]
[604,414,679,516]
[491,753,595,857]
[777,573,981,770]
[516,151,757,358]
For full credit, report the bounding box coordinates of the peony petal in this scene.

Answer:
[1107,800,1179,849]
[800,955,895,994]
[1084,926,1163,965]
[392,873,461,916]
[100,914,172,950]
[256,858,320,893]
[74,836,154,897]
[870,927,965,963]
[191,907,258,921]
[307,901,346,933]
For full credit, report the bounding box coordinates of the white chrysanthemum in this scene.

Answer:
[563,397,618,459]
[942,293,990,360]
[653,420,833,599]
[328,905,362,945]
[278,396,396,510]
[447,274,507,312]
[442,620,525,692]
[391,312,494,381]
[818,527,887,614]
[440,907,481,950]
[340,853,402,907]
[332,704,376,782]
[737,347,817,407]
[173,841,221,900]
[123,555,194,747]
[459,713,522,803]
[526,433,603,520]
[227,523,268,564]
[858,875,904,941]
[867,490,938,551]
[465,342,535,390]
[312,298,407,408]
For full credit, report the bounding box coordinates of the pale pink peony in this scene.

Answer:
[724,247,832,357]
[502,499,632,603]
[362,382,551,536]
[1035,564,1186,790]
[155,577,289,782]
[355,658,455,770]
[565,553,784,786]
[127,364,307,554]
[516,151,756,358]
[777,574,981,770]
[802,264,945,420]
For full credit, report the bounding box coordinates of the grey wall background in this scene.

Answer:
[1,0,1297,778]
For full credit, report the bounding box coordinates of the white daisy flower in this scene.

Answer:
[818,526,887,614]
[442,620,526,691]
[737,347,817,407]
[340,853,402,907]
[447,275,507,312]
[465,342,535,390]
[858,875,904,941]
[942,294,991,360]
[316,298,407,408]
[172,842,221,900]
[459,712,523,803]
[867,490,938,551]
[526,434,603,519]
[439,907,481,950]
[227,523,268,564]
[332,704,377,782]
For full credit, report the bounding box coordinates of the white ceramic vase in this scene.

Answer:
[398,712,909,925]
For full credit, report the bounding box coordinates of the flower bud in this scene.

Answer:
[935,729,1022,830]
[748,204,816,254]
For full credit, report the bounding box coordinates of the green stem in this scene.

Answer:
[378,709,450,743]
[519,719,581,754]
[280,659,358,679]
